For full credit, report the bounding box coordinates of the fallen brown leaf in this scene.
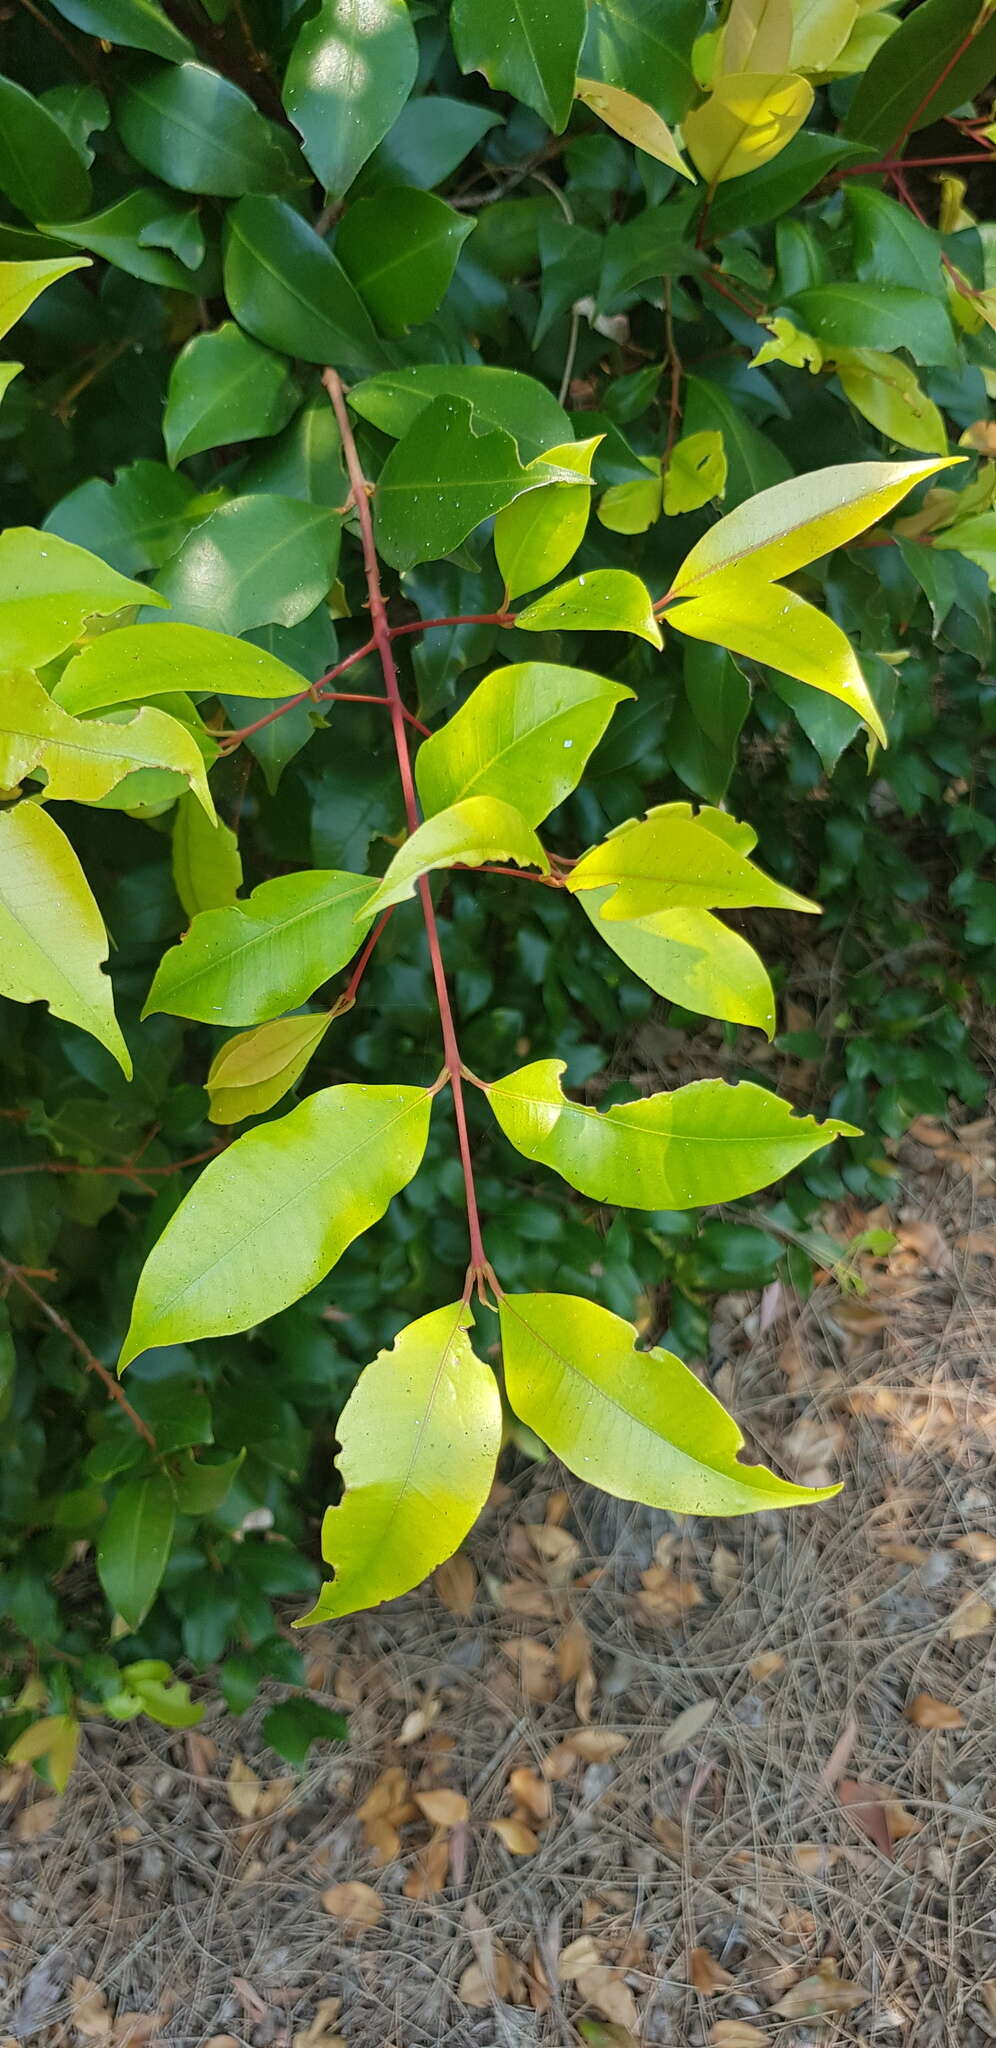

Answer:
[905,1692,965,1729]
[433,1554,476,1616]
[494,1577,557,1618]
[71,1978,112,2041]
[895,1219,952,1272]
[557,1615,596,1721]
[403,1831,451,1900]
[652,1816,685,1859]
[499,1638,557,1701]
[948,1590,994,1641]
[690,1946,734,1995]
[953,1531,996,1562]
[563,1728,628,1763]
[489,1817,539,1855]
[397,1699,439,1745]
[507,1765,551,1822]
[226,1756,261,1821]
[320,1881,383,1933]
[558,1934,603,1982]
[773,1959,865,2019]
[660,1699,716,1753]
[576,1965,638,2029]
[820,1711,858,1789]
[413,1788,468,1828]
[293,1995,345,2048]
[13,1796,58,1843]
[748,1651,784,1682]
[710,1544,741,1599]
[839,1778,918,1857]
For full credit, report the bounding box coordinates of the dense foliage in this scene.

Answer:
[1,0,994,1782]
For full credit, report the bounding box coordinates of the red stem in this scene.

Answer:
[337,908,394,1009]
[887,18,987,156]
[322,369,489,1284]
[1,1257,157,1448]
[843,152,995,173]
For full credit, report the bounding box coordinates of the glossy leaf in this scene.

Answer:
[663,430,727,514]
[337,188,474,336]
[788,284,959,370]
[789,0,857,69]
[488,1061,856,1207]
[415,660,632,825]
[299,1303,501,1624]
[669,642,749,804]
[683,71,813,185]
[118,1082,432,1367]
[96,1473,176,1628]
[373,396,578,573]
[163,323,298,467]
[835,349,948,457]
[500,1293,840,1512]
[516,568,663,647]
[582,0,703,122]
[44,460,198,577]
[0,669,215,816]
[578,885,775,1032]
[348,364,570,463]
[206,1012,332,1124]
[145,869,379,1024]
[719,0,793,74]
[574,78,694,180]
[150,495,341,636]
[451,0,586,132]
[0,527,164,668]
[0,255,89,341]
[172,793,243,919]
[223,196,387,370]
[668,570,888,742]
[494,436,600,600]
[0,802,131,1076]
[683,373,791,503]
[845,0,996,152]
[705,131,863,235]
[597,465,662,534]
[46,0,195,60]
[283,0,418,197]
[0,74,91,220]
[56,621,310,715]
[365,796,549,913]
[360,96,502,190]
[38,189,217,295]
[567,803,817,919]
[117,63,297,197]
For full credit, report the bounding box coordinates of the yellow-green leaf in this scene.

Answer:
[0,362,22,407]
[719,0,793,73]
[0,528,166,669]
[172,792,243,919]
[578,885,776,1033]
[494,436,600,602]
[145,869,378,1024]
[55,620,310,715]
[500,1293,840,1512]
[597,462,663,534]
[683,71,814,184]
[666,571,887,741]
[364,796,549,915]
[568,802,817,918]
[835,349,948,456]
[0,670,215,817]
[119,1082,432,1368]
[663,430,727,514]
[414,660,632,826]
[574,76,694,180]
[488,1060,857,1206]
[0,803,131,1076]
[7,1713,80,1793]
[298,1302,501,1625]
[206,1012,332,1124]
[516,568,662,646]
[750,316,824,371]
[790,0,859,71]
[0,256,89,342]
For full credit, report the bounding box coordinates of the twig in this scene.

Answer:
[1,1258,157,1448]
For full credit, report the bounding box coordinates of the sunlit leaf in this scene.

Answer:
[55,621,310,715]
[568,802,817,918]
[663,430,727,514]
[172,792,243,919]
[0,255,89,341]
[0,669,215,816]
[451,0,586,131]
[145,869,379,1024]
[206,1012,332,1124]
[578,884,776,1033]
[494,436,600,601]
[0,801,131,1075]
[684,71,814,184]
[283,0,418,196]
[415,661,632,825]
[574,77,694,180]
[516,568,662,646]
[0,527,164,668]
[834,349,948,456]
[365,797,549,914]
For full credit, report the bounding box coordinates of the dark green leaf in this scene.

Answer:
[150,494,341,635]
[348,363,570,462]
[40,188,218,294]
[373,394,577,571]
[337,188,474,335]
[46,0,195,61]
[683,374,791,505]
[669,643,750,804]
[117,62,299,197]
[360,96,501,192]
[787,286,959,371]
[163,322,299,467]
[848,185,945,299]
[223,195,388,370]
[451,0,586,131]
[582,0,704,121]
[261,1698,348,1767]
[97,1474,176,1629]
[283,0,418,197]
[0,74,91,220]
[44,461,199,576]
[845,0,996,152]
[705,133,863,237]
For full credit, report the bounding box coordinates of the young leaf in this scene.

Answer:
[172,793,243,920]
[150,495,341,637]
[834,350,948,456]
[667,571,888,741]
[206,1012,332,1125]
[55,621,310,715]
[116,61,296,196]
[719,0,793,74]
[337,188,474,336]
[575,77,694,179]
[500,1293,840,1513]
[567,802,817,919]
[0,670,215,817]
[282,0,418,198]
[96,1473,176,1629]
[582,0,702,123]
[364,796,549,914]
[145,870,379,1024]
[578,886,776,1033]
[451,0,586,132]
[348,364,570,462]
[373,396,579,572]
[0,256,89,341]
[415,661,632,826]
[0,527,165,669]
[163,323,298,468]
[118,1083,433,1368]
[683,72,814,184]
[516,568,662,647]
[663,430,727,515]
[597,464,663,534]
[494,437,600,601]
[6,1713,81,1793]
[0,802,131,1076]
[298,1302,501,1624]
[487,1062,857,1207]
[223,196,388,370]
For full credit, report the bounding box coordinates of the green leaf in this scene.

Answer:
[349,365,570,464]
[282,0,418,197]
[0,802,131,1076]
[663,430,727,515]
[365,797,549,914]
[844,0,996,152]
[6,1713,80,1792]
[516,568,663,647]
[668,570,886,741]
[206,1012,332,1124]
[150,495,341,636]
[373,396,578,573]
[597,466,663,535]
[97,1474,176,1628]
[0,74,91,221]
[834,349,948,457]
[582,0,704,122]
[684,71,813,185]
[240,393,347,507]
[683,374,791,504]
[223,196,388,371]
[123,1669,203,1728]
[298,1302,501,1624]
[55,621,310,715]
[117,62,298,197]
[669,642,749,804]
[127,1377,212,1453]
[163,323,298,468]
[568,802,816,919]
[578,885,776,1033]
[45,461,198,577]
[39,189,217,294]
[451,0,586,131]
[848,185,945,300]
[415,660,632,825]
[118,1082,432,1367]
[0,670,215,817]
[145,869,378,1024]
[488,1061,856,1207]
[172,1448,245,1514]
[786,286,958,372]
[574,78,694,180]
[172,792,243,919]
[337,187,474,336]
[705,132,863,235]
[261,1698,348,1765]
[598,195,700,304]
[494,436,599,601]
[0,255,89,341]
[500,1293,839,1512]
[360,96,501,192]
[0,527,165,668]
[46,0,195,60]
